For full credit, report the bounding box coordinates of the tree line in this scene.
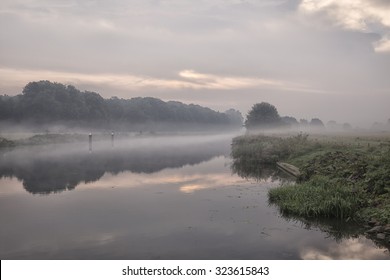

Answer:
[0,81,243,128]
[245,102,326,129]
[246,102,390,131]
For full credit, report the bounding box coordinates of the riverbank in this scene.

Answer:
[231,132,390,245]
[0,134,90,148]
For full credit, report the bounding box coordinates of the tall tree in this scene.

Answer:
[245,102,281,129]
[310,118,324,127]
[225,109,243,125]
[281,116,298,126]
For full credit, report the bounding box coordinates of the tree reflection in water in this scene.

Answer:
[0,137,230,194]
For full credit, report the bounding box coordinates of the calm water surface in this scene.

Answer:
[0,134,389,259]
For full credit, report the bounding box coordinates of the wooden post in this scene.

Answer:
[89,133,92,152]
[111,131,114,148]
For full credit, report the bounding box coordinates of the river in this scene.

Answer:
[0,133,388,259]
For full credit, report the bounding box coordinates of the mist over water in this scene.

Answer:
[0,132,389,259]
[0,133,234,194]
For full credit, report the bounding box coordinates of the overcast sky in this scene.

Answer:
[1,0,390,126]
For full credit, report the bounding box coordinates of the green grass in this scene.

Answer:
[269,176,364,220]
[231,133,317,165]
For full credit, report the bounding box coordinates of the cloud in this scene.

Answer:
[374,36,390,53]
[178,70,284,90]
[0,68,195,92]
[0,67,322,94]
[299,0,390,52]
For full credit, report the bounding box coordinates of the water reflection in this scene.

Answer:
[301,238,389,260]
[76,157,250,194]
[279,216,364,242]
[269,193,390,252]
[231,160,294,183]
[2,169,387,259]
[230,149,294,183]
[0,135,230,194]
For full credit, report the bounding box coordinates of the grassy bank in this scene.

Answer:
[0,134,88,148]
[0,133,133,148]
[232,132,390,242]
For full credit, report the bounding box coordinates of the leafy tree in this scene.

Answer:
[225,109,243,125]
[281,116,298,126]
[299,119,309,126]
[0,95,15,119]
[310,118,324,127]
[245,102,281,129]
[83,91,108,121]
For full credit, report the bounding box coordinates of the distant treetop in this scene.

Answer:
[310,118,324,127]
[245,102,281,129]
